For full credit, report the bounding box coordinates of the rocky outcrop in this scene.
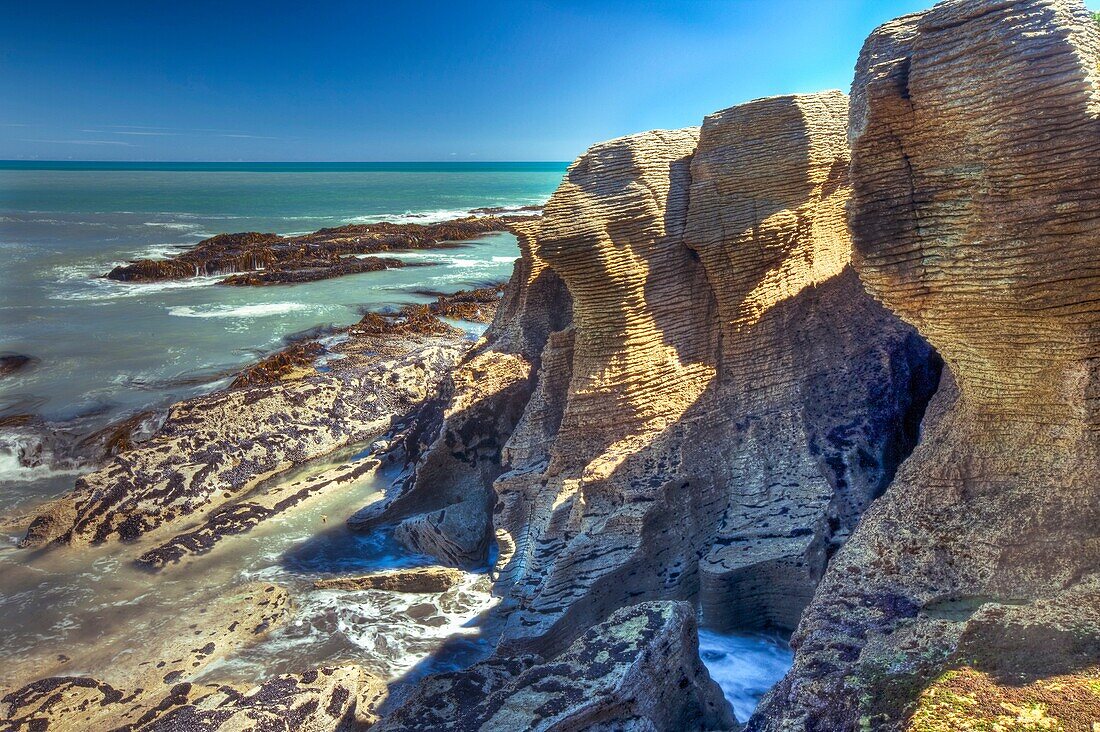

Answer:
[417,285,506,323]
[376,601,736,732]
[2,583,289,727]
[0,354,36,379]
[19,315,466,561]
[751,2,1100,730]
[347,219,572,570]
[0,583,386,731]
[314,566,466,593]
[105,217,508,284]
[219,254,426,286]
[486,96,938,658]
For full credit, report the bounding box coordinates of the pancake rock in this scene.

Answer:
[376,601,736,732]
[490,96,938,657]
[19,318,465,559]
[751,2,1100,729]
[381,92,940,727]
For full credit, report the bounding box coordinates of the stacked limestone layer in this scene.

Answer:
[751,1,1100,729]
[374,90,940,730]
[487,95,938,659]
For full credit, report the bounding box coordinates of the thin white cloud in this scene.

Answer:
[20,138,136,146]
[91,130,177,136]
[217,133,281,140]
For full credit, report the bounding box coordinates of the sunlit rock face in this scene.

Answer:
[682,92,935,636]
[751,2,1100,730]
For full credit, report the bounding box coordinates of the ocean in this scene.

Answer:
[0,161,791,722]
[0,162,565,507]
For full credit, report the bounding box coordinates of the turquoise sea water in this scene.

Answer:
[0,162,565,501]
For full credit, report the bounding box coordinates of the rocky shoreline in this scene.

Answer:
[4,1,1100,730]
[105,217,511,286]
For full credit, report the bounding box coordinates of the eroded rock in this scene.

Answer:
[105,217,508,285]
[19,322,465,559]
[751,2,1100,729]
[379,601,736,732]
[314,566,466,593]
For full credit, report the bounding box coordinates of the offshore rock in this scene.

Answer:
[751,2,1100,730]
[0,354,36,379]
[418,284,506,323]
[105,217,508,284]
[378,601,736,732]
[314,566,465,593]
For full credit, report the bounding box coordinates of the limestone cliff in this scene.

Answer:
[378,92,941,726]
[751,1,1100,729]
[348,219,573,569]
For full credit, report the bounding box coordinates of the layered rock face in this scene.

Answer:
[379,91,941,727]
[487,94,938,658]
[752,2,1100,729]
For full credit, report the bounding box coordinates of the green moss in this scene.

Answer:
[1094,11,1100,29]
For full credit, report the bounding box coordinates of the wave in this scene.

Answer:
[168,302,314,319]
[697,629,793,723]
[0,435,86,484]
[48,272,225,301]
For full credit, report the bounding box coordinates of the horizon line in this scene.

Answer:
[0,159,571,164]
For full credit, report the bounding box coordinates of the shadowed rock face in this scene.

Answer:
[347,219,572,570]
[379,91,940,726]
[375,602,736,732]
[751,2,1100,730]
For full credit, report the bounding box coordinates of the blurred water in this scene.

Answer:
[699,628,794,723]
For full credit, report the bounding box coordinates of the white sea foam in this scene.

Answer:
[168,302,313,319]
[247,571,499,681]
[698,629,794,723]
[0,438,84,484]
[346,208,475,226]
[48,272,225,301]
[142,221,210,236]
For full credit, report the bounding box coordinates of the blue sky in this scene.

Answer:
[2,0,1096,162]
